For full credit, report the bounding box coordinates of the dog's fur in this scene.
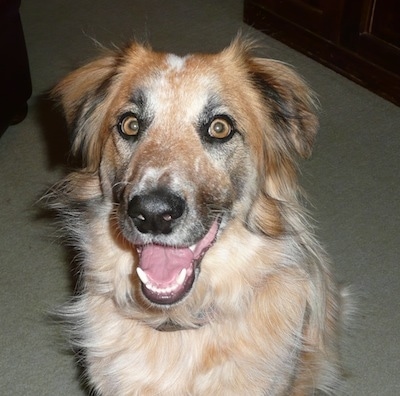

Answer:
[51,39,346,395]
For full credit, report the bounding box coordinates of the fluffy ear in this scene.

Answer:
[249,57,319,159]
[52,54,118,170]
[242,51,319,237]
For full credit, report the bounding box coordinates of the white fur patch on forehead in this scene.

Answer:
[166,53,188,71]
[143,55,213,123]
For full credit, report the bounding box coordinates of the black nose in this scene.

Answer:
[128,188,185,235]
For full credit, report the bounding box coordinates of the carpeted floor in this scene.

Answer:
[1,1,399,395]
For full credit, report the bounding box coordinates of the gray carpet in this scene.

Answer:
[1,1,399,395]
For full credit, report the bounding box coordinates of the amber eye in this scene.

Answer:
[119,114,140,137]
[208,118,232,139]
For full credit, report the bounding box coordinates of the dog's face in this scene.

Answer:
[54,40,318,307]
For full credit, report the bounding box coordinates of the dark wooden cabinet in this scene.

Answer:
[244,0,400,106]
[0,0,31,135]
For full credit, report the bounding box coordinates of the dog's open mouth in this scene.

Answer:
[136,220,219,305]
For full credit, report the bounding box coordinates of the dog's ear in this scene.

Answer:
[239,48,319,237]
[248,57,319,159]
[52,54,117,170]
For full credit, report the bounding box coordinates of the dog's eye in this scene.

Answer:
[208,118,232,139]
[119,114,140,137]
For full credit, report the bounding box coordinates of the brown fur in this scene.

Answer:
[51,38,346,395]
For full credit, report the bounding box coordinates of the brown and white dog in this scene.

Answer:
[51,38,346,395]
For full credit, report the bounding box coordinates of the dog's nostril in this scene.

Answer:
[128,189,185,235]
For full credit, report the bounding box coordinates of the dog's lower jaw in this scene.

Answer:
[138,264,197,306]
[136,279,216,332]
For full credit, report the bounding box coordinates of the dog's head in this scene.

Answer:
[54,39,318,308]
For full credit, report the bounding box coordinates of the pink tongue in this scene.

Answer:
[140,245,194,285]
[139,220,219,286]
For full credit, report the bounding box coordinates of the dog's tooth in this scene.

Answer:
[176,268,187,286]
[136,267,149,284]
[137,269,185,295]
[156,286,164,294]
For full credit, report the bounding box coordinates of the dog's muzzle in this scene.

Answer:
[127,187,219,306]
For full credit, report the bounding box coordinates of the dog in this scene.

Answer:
[50,38,346,395]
